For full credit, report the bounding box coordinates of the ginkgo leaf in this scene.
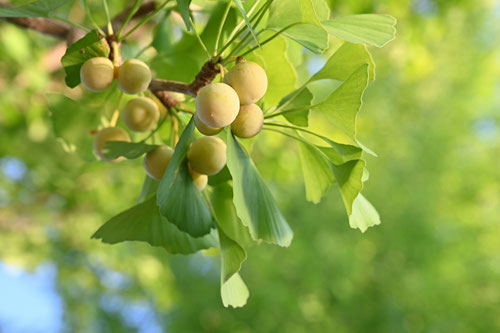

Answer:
[92,198,218,255]
[310,42,375,82]
[331,159,365,217]
[61,30,110,88]
[311,64,369,145]
[349,193,381,232]
[102,141,159,160]
[0,0,72,18]
[212,183,254,247]
[176,0,192,30]
[298,141,335,203]
[221,272,249,308]
[322,14,397,47]
[157,117,214,237]
[226,132,293,247]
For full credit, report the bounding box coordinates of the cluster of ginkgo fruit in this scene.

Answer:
[80,56,268,189]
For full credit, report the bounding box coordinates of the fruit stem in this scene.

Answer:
[102,0,113,35]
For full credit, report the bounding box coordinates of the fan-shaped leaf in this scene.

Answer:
[226,132,293,247]
[157,117,214,237]
[92,198,218,255]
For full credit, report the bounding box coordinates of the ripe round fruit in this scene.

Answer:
[231,104,264,138]
[117,59,152,95]
[187,136,227,176]
[122,97,160,132]
[143,146,174,180]
[80,57,114,92]
[189,166,208,191]
[224,60,268,104]
[194,113,222,136]
[195,83,240,128]
[93,127,131,162]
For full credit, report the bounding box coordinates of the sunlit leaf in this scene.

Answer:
[283,24,328,54]
[247,36,297,107]
[331,159,365,216]
[322,14,397,47]
[0,0,72,17]
[218,226,246,283]
[349,193,381,232]
[298,141,335,203]
[212,183,254,247]
[102,141,159,160]
[311,64,369,145]
[279,87,314,127]
[157,117,214,237]
[92,198,218,255]
[61,30,110,88]
[226,132,293,247]
[221,272,249,308]
[310,42,375,82]
[266,0,328,53]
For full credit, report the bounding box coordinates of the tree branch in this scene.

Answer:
[149,58,222,97]
[0,2,72,39]
[0,1,156,40]
[1,1,219,106]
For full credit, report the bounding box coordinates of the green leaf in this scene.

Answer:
[267,0,300,28]
[331,159,365,216]
[221,272,249,308]
[310,42,375,82]
[266,0,328,53]
[92,198,218,255]
[247,36,297,107]
[218,226,246,283]
[279,88,313,127]
[208,166,232,186]
[283,24,328,54]
[310,64,369,145]
[322,14,397,48]
[157,117,214,237]
[349,193,381,232]
[212,183,254,247]
[297,141,335,203]
[176,0,192,30]
[299,0,324,26]
[0,0,72,18]
[61,30,110,88]
[102,141,159,160]
[226,132,293,247]
[316,144,362,165]
[46,93,99,160]
[232,0,260,48]
[137,175,159,204]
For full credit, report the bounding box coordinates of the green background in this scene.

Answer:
[1,0,499,332]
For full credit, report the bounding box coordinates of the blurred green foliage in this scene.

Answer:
[1,0,500,332]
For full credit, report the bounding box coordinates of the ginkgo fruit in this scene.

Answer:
[143,146,174,180]
[93,127,131,162]
[117,59,152,95]
[80,57,115,92]
[231,104,264,138]
[224,59,268,104]
[187,136,227,176]
[122,97,160,132]
[195,83,240,128]
[194,113,222,136]
[189,166,208,191]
